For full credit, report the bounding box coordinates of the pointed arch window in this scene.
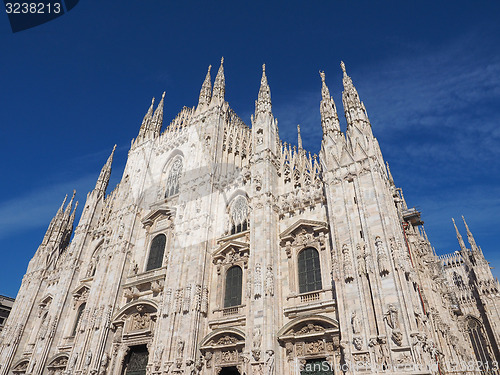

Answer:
[229,196,249,235]
[72,303,86,337]
[452,271,464,287]
[165,157,183,198]
[298,247,322,293]
[466,318,493,367]
[146,234,166,271]
[224,266,243,308]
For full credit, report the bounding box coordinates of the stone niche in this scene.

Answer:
[46,353,69,375]
[277,315,340,374]
[199,328,247,375]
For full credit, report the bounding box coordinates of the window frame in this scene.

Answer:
[224,265,243,308]
[145,233,167,272]
[297,247,323,294]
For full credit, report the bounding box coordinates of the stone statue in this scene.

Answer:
[384,304,399,330]
[265,350,275,375]
[85,350,92,367]
[254,264,262,298]
[98,353,109,375]
[265,265,274,296]
[351,310,361,334]
[177,339,185,358]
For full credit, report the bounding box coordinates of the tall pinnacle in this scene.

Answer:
[297,124,303,149]
[319,70,341,134]
[95,145,116,194]
[341,61,369,127]
[452,218,467,252]
[462,216,480,253]
[151,92,165,136]
[64,190,76,217]
[212,57,225,104]
[198,65,212,108]
[139,98,155,135]
[255,64,272,118]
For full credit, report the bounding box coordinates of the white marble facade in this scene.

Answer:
[1,60,499,375]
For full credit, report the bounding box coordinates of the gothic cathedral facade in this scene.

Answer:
[1,60,499,375]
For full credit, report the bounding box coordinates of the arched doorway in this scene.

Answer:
[122,345,149,375]
[219,366,240,375]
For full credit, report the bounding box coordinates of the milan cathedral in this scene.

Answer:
[1,59,499,375]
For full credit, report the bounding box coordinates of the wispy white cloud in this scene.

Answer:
[0,175,97,240]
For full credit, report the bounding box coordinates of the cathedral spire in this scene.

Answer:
[297,124,303,150]
[452,218,467,252]
[151,92,165,136]
[198,65,212,108]
[462,216,482,257]
[137,97,155,142]
[63,190,76,217]
[319,70,341,135]
[341,61,370,129]
[212,57,225,104]
[95,145,116,194]
[255,64,272,119]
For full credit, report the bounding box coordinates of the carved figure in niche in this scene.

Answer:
[253,327,262,349]
[392,329,403,346]
[265,350,275,375]
[252,363,263,375]
[351,310,361,334]
[342,244,354,281]
[177,339,185,358]
[131,313,151,331]
[369,337,388,370]
[411,334,423,363]
[353,336,363,351]
[154,345,163,367]
[99,353,109,375]
[384,304,399,330]
[254,264,262,298]
[285,342,293,358]
[70,352,79,369]
[85,350,92,367]
[265,265,274,296]
[203,352,213,368]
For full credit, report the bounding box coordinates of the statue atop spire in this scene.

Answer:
[255,64,272,119]
[95,145,116,194]
[212,57,225,104]
[151,92,165,136]
[198,65,212,108]
[318,70,341,135]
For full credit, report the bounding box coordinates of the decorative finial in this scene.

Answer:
[319,70,326,83]
[221,57,224,65]
[297,124,303,149]
[151,97,155,105]
[208,64,212,72]
[161,91,165,99]
[340,61,346,74]
[262,64,266,73]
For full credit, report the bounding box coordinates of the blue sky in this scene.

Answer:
[1,1,499,297]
